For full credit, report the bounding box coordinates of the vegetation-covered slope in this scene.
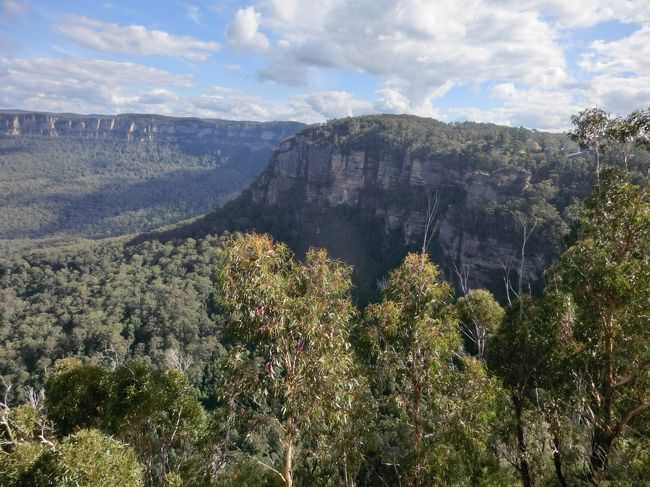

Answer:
[2,171,649,485]
[0,111,304,248]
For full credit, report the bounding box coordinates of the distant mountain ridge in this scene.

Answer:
[0,110,305,247]
[0,109,303,144]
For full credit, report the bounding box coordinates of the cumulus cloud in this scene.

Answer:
[580,25,650,76]
[257,0,567,101]
[450,83,578,131]
[226,6,269,51]
[53,15,220,61]
[0,56,193,114]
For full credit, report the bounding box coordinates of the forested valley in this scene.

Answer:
[1,109,649,486]
[0,112,304,254]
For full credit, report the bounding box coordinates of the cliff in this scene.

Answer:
[140,115,592,300]
[0,110,304,148]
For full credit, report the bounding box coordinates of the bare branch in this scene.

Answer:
[421,190,441,258]
[612,402,650,438]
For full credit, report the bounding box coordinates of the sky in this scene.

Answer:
[0,0,648,131]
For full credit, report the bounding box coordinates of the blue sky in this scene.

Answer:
[1,0,648,130]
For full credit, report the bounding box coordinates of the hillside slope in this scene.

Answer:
[0,110,304,246]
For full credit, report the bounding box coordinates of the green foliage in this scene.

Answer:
[487,294,574,486]
[456,288,504,358]
[366,253,506,485]
[0,235,229,400]
[0,442,51,487]
[47,428,144,487]
[44,359,109,436]
[216,233,362,486]
[0,403,143,487]
[552,170,650,481]
[43,360,209,486]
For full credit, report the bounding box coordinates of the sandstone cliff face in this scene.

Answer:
[0,111,303,148]
[248,126,551,292]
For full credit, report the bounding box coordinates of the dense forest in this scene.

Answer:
[0,113,304,253]
[1,108,649,486]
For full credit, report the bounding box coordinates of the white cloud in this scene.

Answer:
[450,83,578,131]
[254,0,567,113]
[292,91,373,119]
[587,76,650,116]
[192,88,274,120]
[192,87,374,122]
[5,2,648,130]
[574,25,650,116]
[226,6,269,52]
[0,55,378,122]
[53,15,220,61]
[499,0,650,28]
[374,85,445,120]
[0,57,193,114]
[580,25,650,76]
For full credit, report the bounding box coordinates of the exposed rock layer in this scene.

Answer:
[249,131,538,290]
[0,110,304,148]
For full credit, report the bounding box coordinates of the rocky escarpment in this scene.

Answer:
[0,110,304,149]
[250,128,540,290]
[146,115,584,300]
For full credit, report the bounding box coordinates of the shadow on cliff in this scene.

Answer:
[130,191,415,304]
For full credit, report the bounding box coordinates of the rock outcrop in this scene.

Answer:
[248,128,543,291]
[0,110,304,149]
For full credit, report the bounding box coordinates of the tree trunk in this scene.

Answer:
[589,427,613,483]
[513,394,532,487]
[284,435,294,487]
[413,383,422,487]
[552,434,568,487]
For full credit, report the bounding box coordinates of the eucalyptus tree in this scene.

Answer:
[607,108,650,171]
[487,294,573,487]
[216,233,361,487]
[366,253,504,486]
[552,170,650,482]
[456,288,504,360]
[569,108,611,181]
